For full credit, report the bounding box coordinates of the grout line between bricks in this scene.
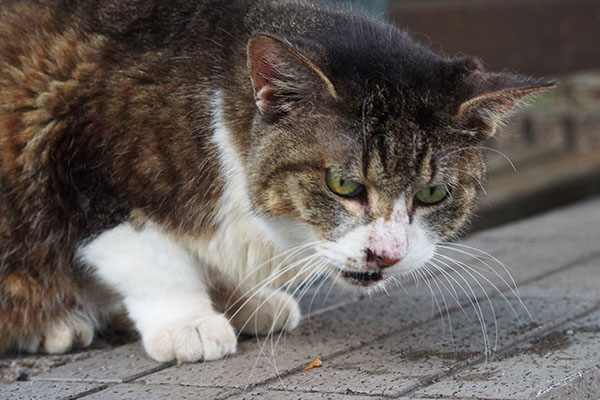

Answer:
[122,360,177,383]
[69,380,243,400]
[251,386,400,399]
[535,363,600,398]
[28,360,176,385]
[68,361,177,399]
[501,250,600,294]
[265,384,527,400]
[37,361,177,399]
[65,384,110,400]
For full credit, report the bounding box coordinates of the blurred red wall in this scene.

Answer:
[388,0,600,77]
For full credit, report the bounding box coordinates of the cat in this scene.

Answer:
[0,0,553,362]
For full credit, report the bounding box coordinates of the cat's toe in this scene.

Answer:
[233,289,301,336]
[197,315,237,360]
[268,291,301,333]
[143,314,237,363]
[43,317,94,354]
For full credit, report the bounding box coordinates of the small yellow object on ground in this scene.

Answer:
[304,358,323,371]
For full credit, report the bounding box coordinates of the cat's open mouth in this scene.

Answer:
[341,270,386,286]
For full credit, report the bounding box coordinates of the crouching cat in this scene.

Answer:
[0,0,552,362]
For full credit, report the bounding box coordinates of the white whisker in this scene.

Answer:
[225,252,321,322]
[223,241,322,312]
[422,265,455,349]
[430,256,491,359]
[440,242,524,300]
[437,252,529,336]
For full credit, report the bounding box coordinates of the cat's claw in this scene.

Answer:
[143,314,237,363]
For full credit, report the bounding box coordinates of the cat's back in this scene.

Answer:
[0,0,251,161]
[0,0,394,181]
[0,0,104,179]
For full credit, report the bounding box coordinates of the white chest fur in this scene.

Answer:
[76,91,305,363]
[184,91,316,287]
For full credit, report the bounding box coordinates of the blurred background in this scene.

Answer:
[332,0,600,231]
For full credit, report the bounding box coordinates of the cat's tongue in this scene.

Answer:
[342,270,384,286]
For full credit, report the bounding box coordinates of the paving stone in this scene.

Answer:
[0,347,113,387]
[82,383,236,400]
[0,380,103,400]
[436,201,600,292]
[30,343,167,383]
[519,256,600,300]
[296,282,363,319]
[263,296,591,398]
[412,306,600,399]
[227,389,379,399]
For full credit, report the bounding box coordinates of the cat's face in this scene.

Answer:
[245,86,483,287]
[242,35,550,288]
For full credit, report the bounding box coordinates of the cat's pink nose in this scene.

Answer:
[366,249,400,268]
[376,255,399,267]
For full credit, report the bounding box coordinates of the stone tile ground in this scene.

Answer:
[1,196,599,399]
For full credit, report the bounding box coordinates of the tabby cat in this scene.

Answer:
[0,0,552,362]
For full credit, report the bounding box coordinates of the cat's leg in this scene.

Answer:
[78,222,237,362]
[41,278,126,354]
[212,283,301,337]
[0,269,97,354]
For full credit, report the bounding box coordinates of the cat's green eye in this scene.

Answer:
[414,185,450,206]
[326,170,364,198]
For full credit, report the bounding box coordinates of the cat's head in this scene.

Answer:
[242,31,553,288]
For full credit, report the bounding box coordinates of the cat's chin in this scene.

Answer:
[340,270,388,287]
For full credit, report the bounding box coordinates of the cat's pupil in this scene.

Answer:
[340,179,346,186]
[429,187,436,195]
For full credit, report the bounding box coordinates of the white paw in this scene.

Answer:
[231,289,301,336]
[43,317,94,354]
[143,314,237,363]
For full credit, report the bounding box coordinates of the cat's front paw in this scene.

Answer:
[229,288,301,336]
[143,314,237,363]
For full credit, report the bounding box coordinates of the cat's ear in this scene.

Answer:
[455,70,555,139]
[247,35,338,115]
